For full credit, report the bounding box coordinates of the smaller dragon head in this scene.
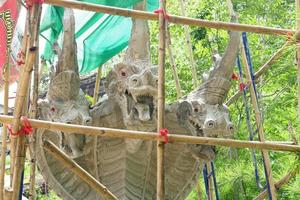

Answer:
[106,63,158,131]
[177,100,234,138]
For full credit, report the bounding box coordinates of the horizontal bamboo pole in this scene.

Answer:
[43,0,295,36]
[226,42,290,106]
[43,140,118,200]
[0,115,300,152]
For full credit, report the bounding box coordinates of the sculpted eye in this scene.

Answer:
[194,108,199,113]
[121,71,126,77]
[132,78,138,82]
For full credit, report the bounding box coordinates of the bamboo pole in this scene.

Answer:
[178,0,198,88]
[93,66,102,105]
[206,163,214,200]
[166,28,182,98]
[28,18,42,199]
[240,46,277,199]
[0,54,10,199]
[11,4,42,199]
[3,187,13,200]
[43,140,118,200]
[42,0,294,36]
[254,165,300,200]
[0,115,300,152]
[226,42,290,106]
[157,0,167,199]
[296,0,300,139]
[9,11,30,186]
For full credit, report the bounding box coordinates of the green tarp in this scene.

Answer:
[40,0,158,73]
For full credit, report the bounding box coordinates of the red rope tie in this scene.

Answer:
[16,51,25,66]
[286,32,294,42]
[231,72,239,81]
[154,8,170,21]
[8,116,33,137]
[25,0,44,9]
[159,128,169,144]
[239,82,247,91]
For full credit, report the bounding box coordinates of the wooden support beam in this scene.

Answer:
[93,66,102,105]
[178,0,198,88]
[0,115,300,152]
[166,28,182,98]
[226,42,290,106]
[42,0,295,36]
[240,46,277,199]
[43,140,118,200]
[157,0,167,199]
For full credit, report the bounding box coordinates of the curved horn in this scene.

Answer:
[187,14,240,105]
[57,8,79,75]
[216,14,240,78]
[124,0,151,67]
[48,9,80,101]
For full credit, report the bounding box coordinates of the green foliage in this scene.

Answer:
[149,0,300,199]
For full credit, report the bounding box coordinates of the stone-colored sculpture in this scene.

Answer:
[35,3,240,200]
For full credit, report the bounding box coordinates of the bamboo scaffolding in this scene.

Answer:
[254,165,300,200]
[42,0,294,36]
[226,42,290,106]
[157,0,167,199]
[0,115,300,152]
[43,140,118,200]
[93,66,102,105]
[11,4,42,199]
[0,52,10,199]
[240,46,277,199]
[166,28,182,98]
[178,0,198,88]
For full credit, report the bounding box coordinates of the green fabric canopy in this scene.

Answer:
[40,0,158,73]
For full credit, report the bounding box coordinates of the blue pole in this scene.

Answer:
[211,162,219,200]
[242,32,272,200]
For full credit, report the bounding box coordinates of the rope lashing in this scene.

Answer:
[154,8,170,21]
[8,116,33,137]
[231,72,239,81]
[25,0,44,9]
[16,51,25,66]
[239,82,247,91]
[159,128,169,143]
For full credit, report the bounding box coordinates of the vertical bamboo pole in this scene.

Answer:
[93,66,102,105]
[9,12,30,186]
[296,0,300,136]
[0,55,11,199]
[11,4,42,199]
[240,47,277,200]
[178,0,198,88]
[157,0,167,199]
[166,28,182,98]
[28,15,42,198]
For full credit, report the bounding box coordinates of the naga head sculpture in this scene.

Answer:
[177,14,239,139]
[38,9,92,157]
[105,1,158,132]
